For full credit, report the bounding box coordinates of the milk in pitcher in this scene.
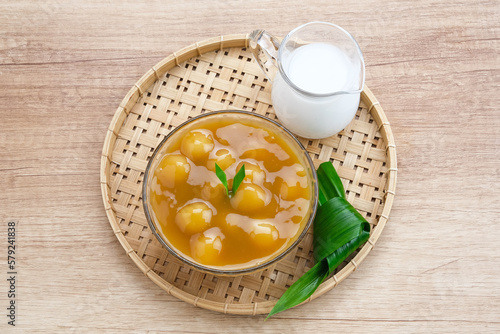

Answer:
[272,42,361,139]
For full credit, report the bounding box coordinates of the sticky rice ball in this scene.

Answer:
[175,202,213,235]
[201,182,226,204]
[180,130,215,163]
[156,154,191,188]
[236,161,265,184]
[230,183,267,214]
[190,227,225,265]
[249,222,280,249]
[207,148,236,171]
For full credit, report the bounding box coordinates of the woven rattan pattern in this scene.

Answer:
[101,35,397,315]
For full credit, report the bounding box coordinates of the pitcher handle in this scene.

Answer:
[249,30,281,81]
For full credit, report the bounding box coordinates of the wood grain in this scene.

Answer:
[1,0,499,332]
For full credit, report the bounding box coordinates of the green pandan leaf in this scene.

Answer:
[215,162,229,196]
[232,164,245,194]
[267,162,371,319]
[317,161,346,203]
[215,163,246,197]
[266,255,329,319]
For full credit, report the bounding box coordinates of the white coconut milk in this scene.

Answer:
[271,43,361,139]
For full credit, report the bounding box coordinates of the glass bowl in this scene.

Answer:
[142,110,318,276]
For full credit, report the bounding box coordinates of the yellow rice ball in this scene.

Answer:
[230,183,267,214]
[156,154,191,188]
[190,227,225,265]
[180,130,215,163]
[175,202,213,235]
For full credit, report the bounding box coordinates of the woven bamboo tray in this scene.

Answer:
[100,34,397,315]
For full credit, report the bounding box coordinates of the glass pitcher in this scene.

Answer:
[249,22,365,139]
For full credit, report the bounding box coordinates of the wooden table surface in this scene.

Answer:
[1,1,499,333]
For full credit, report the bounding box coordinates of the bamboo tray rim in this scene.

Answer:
[100,34,397,315]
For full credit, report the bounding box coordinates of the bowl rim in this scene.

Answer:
[142,110,319,276]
